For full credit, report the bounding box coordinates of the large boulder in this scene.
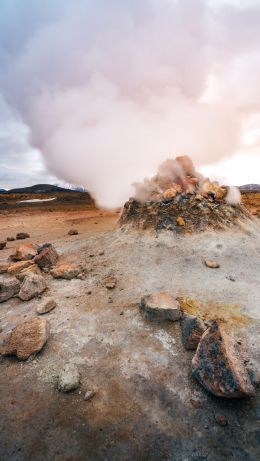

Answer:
[180,313,207,350]
[50,263,82,280]
[140,292,181,321]
[192,321,255,398]
[0,277,20,303]
[10,243,37,261]
[0,317,49,360]
[19,273,47,301]
[34,244,58,269]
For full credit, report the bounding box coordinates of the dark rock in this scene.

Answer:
[180,313,207,350]
[226,274,236,282]
[68,229,78,235]
[16,232,30,240]
[6,237,15,242]
[215,414,228,426]
[192,321,255,398]
[0,277,20,303]
[34,244,59,269]
[0,241,7,250]
[0,317,49,360]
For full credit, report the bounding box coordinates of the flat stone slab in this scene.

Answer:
[192,320,255,398]
[0,317,49,360]
[50,263,82,280]
[140,292,181,321]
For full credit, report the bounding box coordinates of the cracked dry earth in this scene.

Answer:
[0,208,259,461]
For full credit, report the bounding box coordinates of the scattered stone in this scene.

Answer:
[7,260,35,276]
[140,292,181,321]
[99,251,105,256]
[37,297,56,314]
[176,216,185,227]
[16,264,42,281]
[10,243,37,261]
[50,263,82,280]
[34,244,59,269]
[0,241,7,250]
[204,260,220,269]
[0,277,20,303]
[68,229,78,235]
[189,398,203,409]
[6,236,15,242]
[16,232,30,240]
[0,317,49,360]
[226,274,236,282]
[19,273,47,301]
[58,363,80,392]
[104,276,117,289]
[87,290,92,295]
[215,414,228,426]
[0,263,10,274]
[84,390,96,401]
[192,321,255,398]
[180,312,207,350]
[120,311,124,315]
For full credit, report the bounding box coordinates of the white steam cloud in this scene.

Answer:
[0,0,259,207]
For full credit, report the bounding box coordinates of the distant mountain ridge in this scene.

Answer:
[239,184,260,192]
[0,184,83,194]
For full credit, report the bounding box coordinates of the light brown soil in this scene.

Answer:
[0,202,259,461]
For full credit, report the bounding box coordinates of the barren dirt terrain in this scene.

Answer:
[0,192,259,461]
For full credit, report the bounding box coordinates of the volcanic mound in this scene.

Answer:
[120,156,251,234]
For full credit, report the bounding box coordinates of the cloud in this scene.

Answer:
[0,0,259,206]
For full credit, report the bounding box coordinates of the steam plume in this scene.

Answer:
[0,0,259,207]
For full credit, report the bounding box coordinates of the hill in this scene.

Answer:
[239,184,260,193]
[1,184,81,194]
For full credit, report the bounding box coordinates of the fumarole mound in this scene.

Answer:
[120,156,251,234]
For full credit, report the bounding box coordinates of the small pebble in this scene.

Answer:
[226,274,236,282]
[84,390,96,401]
[215,414,228,426]
[204,260,220,269]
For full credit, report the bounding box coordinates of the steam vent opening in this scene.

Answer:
[119,156,251,233]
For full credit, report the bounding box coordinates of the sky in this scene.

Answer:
[0,0,259,202]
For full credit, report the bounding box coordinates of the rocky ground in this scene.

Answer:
[0,204,259,461]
